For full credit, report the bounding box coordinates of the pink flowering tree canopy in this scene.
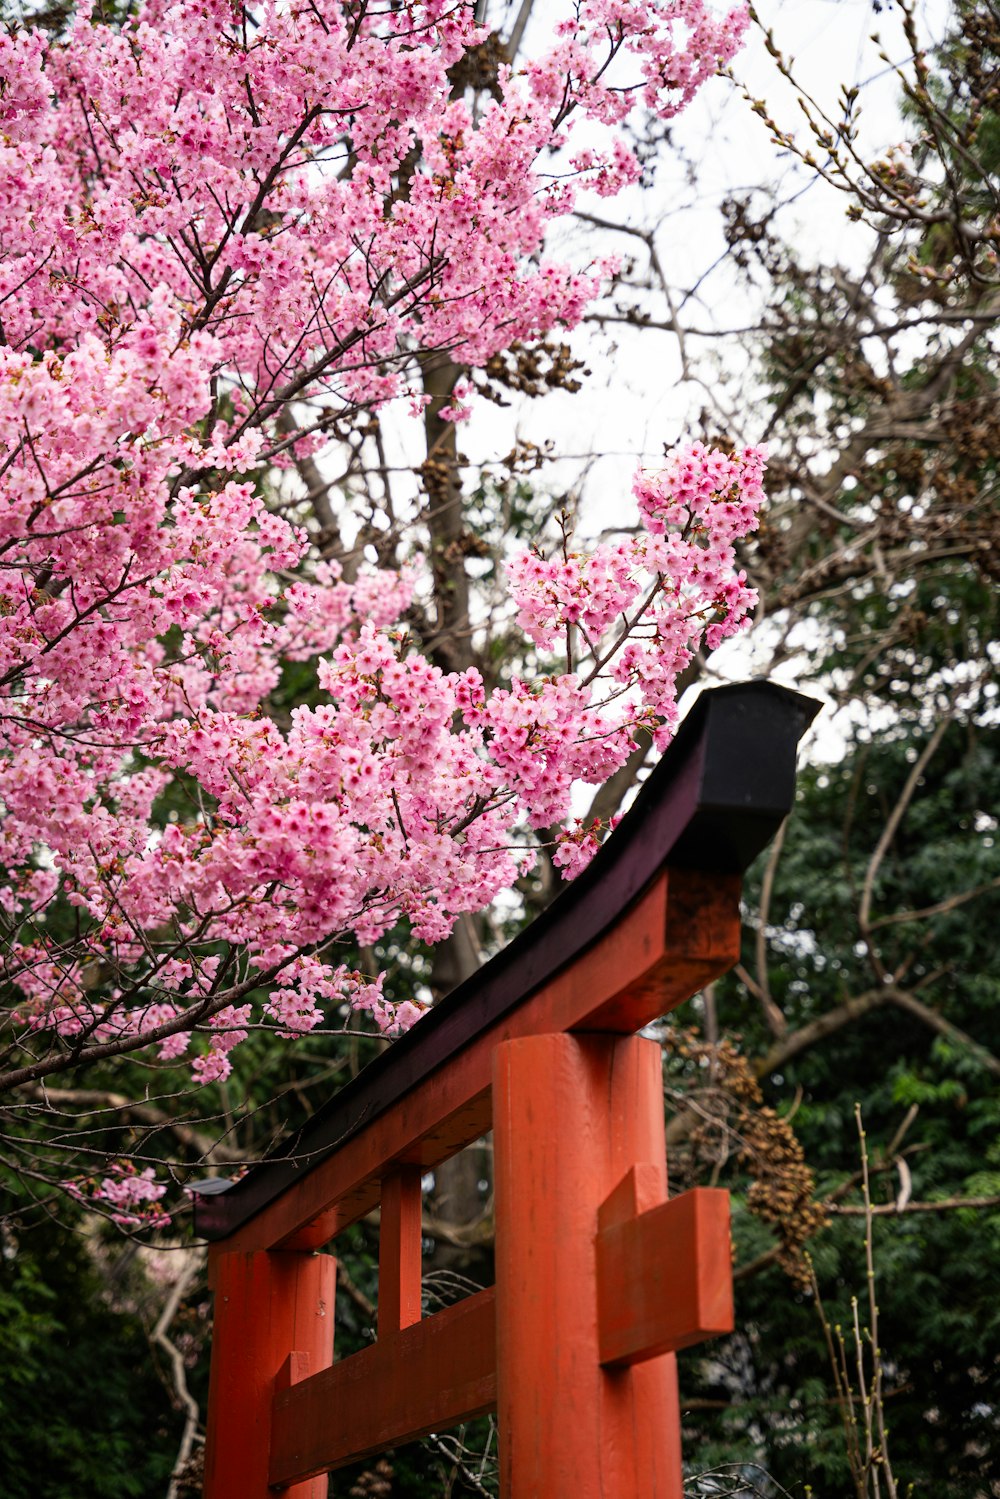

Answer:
[0,0,762,1226]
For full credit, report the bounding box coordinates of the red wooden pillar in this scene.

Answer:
[493,1032,682,1498]
[379,1166,423,1337]
[202,1249,336,1499]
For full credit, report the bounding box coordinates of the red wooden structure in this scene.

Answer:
[195,682,816,1498]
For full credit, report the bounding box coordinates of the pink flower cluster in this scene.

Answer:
[508,444,763,746]
[6,441,762,1087]
[0,0,756,1133]
[64,1162,170,1230]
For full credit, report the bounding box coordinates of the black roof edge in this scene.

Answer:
[192,680,820,1240]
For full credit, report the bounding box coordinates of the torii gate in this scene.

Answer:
[195,681,817,1498]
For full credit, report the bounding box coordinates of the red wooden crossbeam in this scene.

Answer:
[270,1290,497,1485]
[198,684,817,1499]
[597,1169,734,1366]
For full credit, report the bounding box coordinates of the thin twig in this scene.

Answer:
[153,1248,205,1499]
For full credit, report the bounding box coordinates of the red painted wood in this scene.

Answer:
[582,870,741,1032]
[493,1033,682,1498]
[379,1165,424,1336]
[203,869,746,1498]
[202,1250,335,1499]
[275,1350,315,1391]
[215,870,740,1256]
[597,1186,734,1366]
[269,1287,497,1486]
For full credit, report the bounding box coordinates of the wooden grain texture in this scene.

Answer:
[379,1166,423,1337]
[597,1187,734,1366]
[582,869,741,1033]
[202,1250,335,1499]
[493,1033,682,1499]
[269,1288,497,1486]
[214,870,740,1256]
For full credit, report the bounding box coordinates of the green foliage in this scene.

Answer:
[680,718,1000,1494]
[683,8,1000,1481]
[0,1221,179,1499]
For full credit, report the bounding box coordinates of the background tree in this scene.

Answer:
[628,3,1000,1491]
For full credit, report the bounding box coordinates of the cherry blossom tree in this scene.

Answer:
[0,0,761,1224]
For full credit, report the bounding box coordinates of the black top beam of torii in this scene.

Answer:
[193,679,819,1242]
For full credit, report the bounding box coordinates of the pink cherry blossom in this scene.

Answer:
[0,0,757,1224]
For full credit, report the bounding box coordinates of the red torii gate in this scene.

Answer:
[195,681,816,1498]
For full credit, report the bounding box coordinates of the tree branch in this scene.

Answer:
[151,1248,205,1499]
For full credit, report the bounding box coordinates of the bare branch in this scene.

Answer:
[858,719,950,977]
[152,1249,206,1499]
